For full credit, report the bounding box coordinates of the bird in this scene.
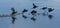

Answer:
[22,9,28,14]
[11,8,17,15]
[32,3,38,9]
[48,15,53,19]
[31,10,37,15]
[11,16,16,24]
[31,17,36,21]
[22,15,27,19]
[48,8,54,12]
[42,7,47,10]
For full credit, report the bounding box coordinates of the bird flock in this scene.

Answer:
[0,3,55,24]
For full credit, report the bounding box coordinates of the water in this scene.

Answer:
[0,0,60,28]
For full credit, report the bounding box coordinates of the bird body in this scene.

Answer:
[11,11,17,15]
[31,10,37,15]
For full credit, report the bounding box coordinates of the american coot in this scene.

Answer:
[32,3,38,9]
[48,8,54,12]
[22,9,28,14]
[31,10,37,15]
[11,8,17,15]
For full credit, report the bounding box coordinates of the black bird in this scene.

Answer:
[11,8,17,15]
[48,8,54,12]
[11,16,16,24]
[31,17,36,21]
[22,9,28,14]
[32,3,38,9]
[42,7,47,10]
[48,15,53,19]
[31,10,37,15]
[22,15,27,19]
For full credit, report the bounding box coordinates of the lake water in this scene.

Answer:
[0,0,60,28]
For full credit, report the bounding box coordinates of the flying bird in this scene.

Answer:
[11,8,17,15]
[22,9,28,14]
[48,8,54,12]
[11,16,16,24]
[32,3,38,9]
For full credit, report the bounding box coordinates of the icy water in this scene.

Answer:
[0,0,60,28]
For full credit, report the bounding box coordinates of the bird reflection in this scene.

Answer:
[11,16,16,24]
[42,12,48,16]
[11,8,17,15]
[22,15,27,19]
[42,13,46,16]
[31,10,37,16]
[22,9,28,14]
[42,7,47,10]
[32,3,38,9]
[48,15,53,19]
[31,17,36,21]
[48,8,54,12]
